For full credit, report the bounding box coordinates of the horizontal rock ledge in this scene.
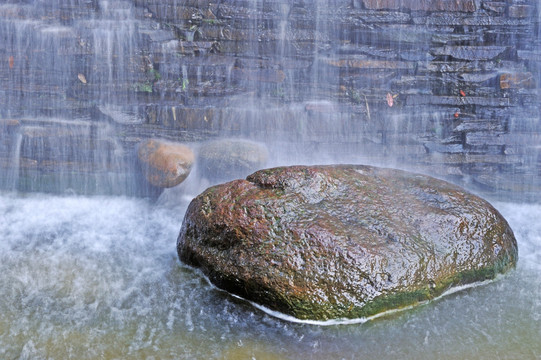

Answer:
[177,165,517,321]
[362,0,476,12]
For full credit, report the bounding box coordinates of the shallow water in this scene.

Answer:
[0,192,539,359]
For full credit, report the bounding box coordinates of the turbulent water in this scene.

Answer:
[0,190,539,359]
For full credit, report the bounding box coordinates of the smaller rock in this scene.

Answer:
[198,139,268,182]
[137,139,194,188]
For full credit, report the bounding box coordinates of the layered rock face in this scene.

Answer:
[177,165,518,321]
[0,0,540,198]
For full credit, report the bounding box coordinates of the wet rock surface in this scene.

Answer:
[137,139,194,188]
[197,139,268,182]
[177,165,518,321]
[362,0,476,12]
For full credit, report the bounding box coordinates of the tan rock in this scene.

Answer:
[137,139,194,188]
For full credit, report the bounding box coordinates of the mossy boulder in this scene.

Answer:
[177,165,518,321]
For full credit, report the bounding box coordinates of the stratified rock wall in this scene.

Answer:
[1,0,539,198]
[132,0,540,200]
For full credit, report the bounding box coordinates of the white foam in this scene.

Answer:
[251,279,499,326]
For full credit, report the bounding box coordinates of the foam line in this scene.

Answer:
[188,264,502,326]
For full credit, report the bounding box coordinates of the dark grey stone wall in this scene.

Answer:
[0,0,540,200]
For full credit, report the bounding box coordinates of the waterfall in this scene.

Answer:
[1,0,540,199]
[5,131,22,191]
[0,0,149,195]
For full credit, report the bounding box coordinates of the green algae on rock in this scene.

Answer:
[177,165,518,321]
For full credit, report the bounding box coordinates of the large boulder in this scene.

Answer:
[137,139,194,188]
[177,165,518,321]
[197,139,268,182]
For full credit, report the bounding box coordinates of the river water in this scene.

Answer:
[0,190,539,359]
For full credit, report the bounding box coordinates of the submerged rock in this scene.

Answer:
[197,139,268,182]
[137,139,194,188]
[177,165,517,321]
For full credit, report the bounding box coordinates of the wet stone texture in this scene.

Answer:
[177,165,518,321]
[197,139,268,183]
[362,0,477,12]
[137,138,194,188]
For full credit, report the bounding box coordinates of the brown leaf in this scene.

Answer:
[77,73,87,84]
[8,56,14,69]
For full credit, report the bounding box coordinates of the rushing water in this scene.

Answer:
[0,191,539,359]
